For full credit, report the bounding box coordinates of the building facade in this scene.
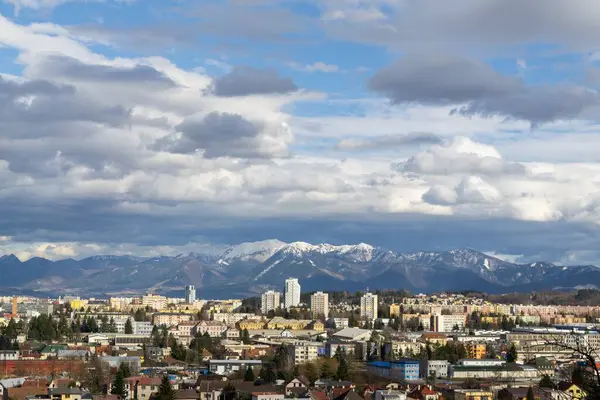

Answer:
[284,278,301,309]
[310,292,329,319]
[261,291,281,314]
[361,292,378,320]
[185,285,196,304]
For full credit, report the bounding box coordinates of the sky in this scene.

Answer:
[3,1,600,264]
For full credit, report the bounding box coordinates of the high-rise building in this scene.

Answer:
[261,290,281,314]
[310,291,329,319]
[360,292,378,320]
[284,278,301,309]
[430,314,466,332]
[185,285,196,304]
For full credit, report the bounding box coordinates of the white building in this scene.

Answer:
[288,342,320,365]
[430,314,466,332]
[310,292,329,319]
[361,292,378,320]
[284,278,301,309]
[185,285,196,304]
[261,290,281,314]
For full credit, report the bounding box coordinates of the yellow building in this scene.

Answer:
[558,383,586,399]
[453,389,494,400]
[465,342,486,359]
[310,321,325,331]
[266,317,311,330]
[238,319,267,330]
[69,299,88,310]
[389,304,401,318]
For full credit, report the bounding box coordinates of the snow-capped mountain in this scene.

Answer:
[1,240,599,297]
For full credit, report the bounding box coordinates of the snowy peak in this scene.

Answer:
[220,239,287,262]
[276,241,378,261]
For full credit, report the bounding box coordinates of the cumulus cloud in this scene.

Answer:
[153,111,293,159]
[208,66,298,97]
[336,132,442,150]
[370,54,599,126]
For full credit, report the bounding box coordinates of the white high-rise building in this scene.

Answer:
[310,291,329,319]
[284,278,301,309]
[360,292,378,320]
[261,290,281,314]
[185,285,196,304]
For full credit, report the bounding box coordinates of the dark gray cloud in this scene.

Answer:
[153,111,287,158]
[336,132,442,150]
[322,0,600,53]
[36,55,177,87]
[209,66,298,97]
[370,54,599,126]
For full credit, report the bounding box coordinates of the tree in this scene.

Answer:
[118,362,132,378]
[485,343,497,359]
[336,357,349,380]
[572,366,585,386]
[526,386,535,400]
[110,369,127,399]
[156,376,176,400]
[244,366,255,382]
[319,358,336,379]
[241,328,250,344]
[259,363,277,383]
[125,318,133,334]
[506,344,518,363]
[539,375,554,389]
[303,362,319,384]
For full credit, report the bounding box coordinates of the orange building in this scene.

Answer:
[465,342,487,359]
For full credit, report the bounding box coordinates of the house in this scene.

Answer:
[285,378,309,397]
[48,387,93,400]
[406,386,442,400]
[0,350,19,361]
[374,390,407,400]
[251,392,284,400]
[557,382,586,400]
[452,389,493,400]
[224,328,240,339]
[313,380,354,390]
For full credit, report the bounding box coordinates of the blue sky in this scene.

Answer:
[3,0,600,264]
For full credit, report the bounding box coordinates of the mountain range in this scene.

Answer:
[1,240,599,298]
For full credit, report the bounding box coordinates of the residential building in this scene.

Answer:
[208,359,262,375]
[360,292,378,320]
[384,341,424,359]
[557,382,587,400]
[310,292,329,319]
[325,342,361,359]
[430,314,466,332]
[142,294,167,310]
[212,312,256,326]
[261,291,281,314]
[389,304,401,318]
[153,313,192,326]
[0,351,19,361]
[185,285,196,304]
[419,360,449,379]
[326,317,349,329]
[288,342,320,365]
[465,342,487,359]
[238,319,267,330]
[194,321,227,338]
[284,278,301,309]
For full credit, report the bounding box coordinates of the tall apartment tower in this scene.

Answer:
[360,292,378,320]
[310,291,329,319]
[261,290,281,314]
[185,285,196,304]
[11,296,17,316]
[284,278,301,309]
